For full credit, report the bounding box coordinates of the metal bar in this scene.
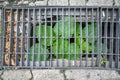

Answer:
[91,8,94,67]
[62,8,64,67]
[15,9,19,67]
[21,8,25,66]
[109,8,114,68]
[79,8,83,67]
[38,8,41,67]
[50,8,53,67]
[85,8,88,67]
[27,8,30,67]
[44,7,47,66]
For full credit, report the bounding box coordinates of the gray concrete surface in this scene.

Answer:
[0,69,120,80]
[48,0,69,6]
[1,70,32,80]
[86,0,113,6]
[70,0,86,6]
[32,70,64,80]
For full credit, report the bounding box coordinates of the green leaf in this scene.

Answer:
[82,23,98,43]
[64,43,81,60]
[35,25,56,46]
[52,39,69,58]
[76,38,92,52]
[75,23,81,36]
[30,43,49,61]
[82,40,92,52]
[54,16,74,37]
[100,55,106,65]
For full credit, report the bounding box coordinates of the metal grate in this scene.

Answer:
[1,6,120,70]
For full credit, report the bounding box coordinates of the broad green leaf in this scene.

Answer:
[54,16,74,37]
[64,43,81,60]
[82,23,98,43]
[35,25,56,46]
[30,43,49,61]
[52,39,69,58]
[75,23,81,36]
[82,40,92,52]
[76,38,92,52]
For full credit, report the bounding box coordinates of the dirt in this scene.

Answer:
[4,10,25,66]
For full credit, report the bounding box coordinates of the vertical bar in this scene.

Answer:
[97,8,100,68]
[104,8,108,68]
[74,8,77,66]
[27,8,30,67]
[44,8,47,67]
[50,8,53,67]
[2,8,5,67]
[85,8,88,67]
[62,8,64,67]
[79,8,83,67]
[38,8,41,67]
[15,9,19,67]
[9,8,13,67]
[68,7,71,67]
[109,8,114,68]
[99,7,102,68]
[91,8,94,67]
[56,8,59,67]
[115,8,120,69]
[32,8,35,67]
[118,8,120,69]
[21,8,25,66]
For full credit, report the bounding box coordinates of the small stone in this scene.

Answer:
[32,70,64,80]
[48,0,68,6]
[1,70,32,80]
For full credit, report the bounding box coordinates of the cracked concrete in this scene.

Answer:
[0,69,120,80]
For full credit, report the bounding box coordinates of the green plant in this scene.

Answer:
[82,23,98,44]
[35,25,56,46]
[33,15,108,62]
[64,43,81,60]
[100,55,106,65]
[52,39,69,58]
[54,16,74,37]
[30,43,49,61]
[76,38,92,52]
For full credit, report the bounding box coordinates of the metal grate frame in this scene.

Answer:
[1,6,120,70]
